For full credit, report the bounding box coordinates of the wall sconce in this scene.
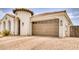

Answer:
[60,20,63,26]
[22,22,24,26]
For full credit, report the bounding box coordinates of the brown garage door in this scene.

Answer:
[32,19,59,37]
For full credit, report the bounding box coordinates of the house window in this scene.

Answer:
[5,17,7,19]
[3,21,6,30]
[8,20,11,31]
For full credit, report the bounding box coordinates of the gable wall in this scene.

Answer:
[0,15,15,35]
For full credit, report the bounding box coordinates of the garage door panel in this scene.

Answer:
[32,19,59,37]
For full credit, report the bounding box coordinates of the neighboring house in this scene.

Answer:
[0,8,73,37]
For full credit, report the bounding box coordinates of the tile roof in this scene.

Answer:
[13,8,33,15]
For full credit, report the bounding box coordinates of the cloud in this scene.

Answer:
[31,8,66,14]
[71,17,79,25]
[0,8,13,19]
[0,9,5,19]
[68,8,79,16]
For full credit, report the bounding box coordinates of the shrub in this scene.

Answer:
[0,32,1,35]
[2,30,10,36]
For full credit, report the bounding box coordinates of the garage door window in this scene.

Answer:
[33,22,37,24]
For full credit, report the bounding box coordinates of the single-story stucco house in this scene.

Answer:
[0,8,73,37]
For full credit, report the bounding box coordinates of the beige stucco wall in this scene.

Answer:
[61,16,71,37]
[15,11,32,36]
[13,17,19,35]
[0,22,2,33]
[0,23,1,32]
[31,13,64,22]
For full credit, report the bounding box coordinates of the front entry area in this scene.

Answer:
[18,19,20,35]
[32,19,59,37]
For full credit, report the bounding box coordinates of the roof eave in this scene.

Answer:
[64,11,73,25]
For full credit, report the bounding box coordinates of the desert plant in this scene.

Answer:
[0,32,1,35]
[2,30,10,36]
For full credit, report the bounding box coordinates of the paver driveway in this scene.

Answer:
[0,36,79,50]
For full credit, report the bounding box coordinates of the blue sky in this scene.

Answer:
[0,8,79,25]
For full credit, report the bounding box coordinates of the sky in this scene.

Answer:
[0,8,79,25]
